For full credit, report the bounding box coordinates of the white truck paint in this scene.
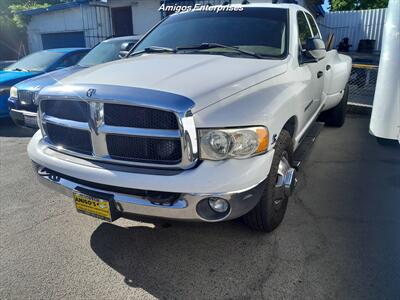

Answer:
[28,4,351,231]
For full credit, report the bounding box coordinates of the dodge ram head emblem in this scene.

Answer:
[86,88,96,98]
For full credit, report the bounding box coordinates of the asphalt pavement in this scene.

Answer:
[0,115,399,299]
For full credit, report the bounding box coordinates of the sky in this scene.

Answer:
[322,0,330,11]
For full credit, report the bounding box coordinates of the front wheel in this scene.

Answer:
[243,130,295,232]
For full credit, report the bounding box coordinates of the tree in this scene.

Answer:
[329,0,389,11]
[1,0,64,29]
[0,1,64,59]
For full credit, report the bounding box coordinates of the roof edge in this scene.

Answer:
[19,0,89,16]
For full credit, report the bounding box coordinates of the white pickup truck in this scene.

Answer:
[28,4,351,232]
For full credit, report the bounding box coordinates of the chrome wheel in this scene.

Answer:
[243,129,294,232]
[274,152,296,207]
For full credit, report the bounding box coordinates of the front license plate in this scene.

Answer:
[73,192,112,221]
[24,115,37,128]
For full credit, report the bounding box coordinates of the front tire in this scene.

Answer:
[243,130,294,232]
[319,84,349,127]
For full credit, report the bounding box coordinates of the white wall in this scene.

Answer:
[108,0,161,35]
[27,7,84,52]
[132,0,161,35]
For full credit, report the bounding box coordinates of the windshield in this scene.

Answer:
[5,51,65,72]
[79,39,137,67]
[133,8,288,58]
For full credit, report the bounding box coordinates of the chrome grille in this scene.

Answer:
[104,103,178,129]
[45,123,92,155]
[42,100,89,122]
[38,85,198,170]
[106,135,182,164]
[18,90,37,105]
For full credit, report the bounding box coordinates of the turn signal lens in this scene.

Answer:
[256,128,269,153]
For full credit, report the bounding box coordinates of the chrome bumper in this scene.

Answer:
[9,109,38,129]
[32,162,265,222]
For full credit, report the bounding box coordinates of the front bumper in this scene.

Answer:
[8,96,38,128]
[9,109,38,128]
[28,131,275,222]
[32,162,265,222]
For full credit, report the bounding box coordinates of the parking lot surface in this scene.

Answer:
[0,115,399,299]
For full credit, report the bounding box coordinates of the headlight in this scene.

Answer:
[9,86,17,98]
[199,126,269,160]
[0,86,11,95]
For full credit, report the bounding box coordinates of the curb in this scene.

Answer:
[347,102,372,115]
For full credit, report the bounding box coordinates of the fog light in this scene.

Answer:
[208,197,229,213]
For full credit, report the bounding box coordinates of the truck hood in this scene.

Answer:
[60,54,288,112]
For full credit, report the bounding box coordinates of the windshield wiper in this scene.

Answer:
[176,43,263,59]
[11,67,29,72]
[130,46,176,57]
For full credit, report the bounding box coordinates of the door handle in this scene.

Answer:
[317,71,324,78]
[326,64,331,71]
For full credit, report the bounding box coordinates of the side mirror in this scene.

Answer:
[119,42,135,58]
[304,38,326,61]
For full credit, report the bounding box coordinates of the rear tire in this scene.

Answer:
[243,130,293,232]
[376,137,400,147]
[319,84,349,127]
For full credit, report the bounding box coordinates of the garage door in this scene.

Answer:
[41,32,85,49]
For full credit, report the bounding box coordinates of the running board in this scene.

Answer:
[293,122,324,169]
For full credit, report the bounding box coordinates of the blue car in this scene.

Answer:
[0,48,89,118]
[8,36,140,128]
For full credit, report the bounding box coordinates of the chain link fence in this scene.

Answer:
[348,64,378,106]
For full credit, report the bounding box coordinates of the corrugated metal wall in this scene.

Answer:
[318,8,386,51]
[81,4,113,48]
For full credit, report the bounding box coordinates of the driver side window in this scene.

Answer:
[305,13,321,39]
[297,11,313,50]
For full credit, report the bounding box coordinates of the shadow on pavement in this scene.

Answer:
[89,116,400,299]
[0,117,35,138]
[90,221,278,299]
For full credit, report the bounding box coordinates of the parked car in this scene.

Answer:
[0,60,16,70]
[0,48,89,118]
[8,36,140,128]
[28,4,351,232]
